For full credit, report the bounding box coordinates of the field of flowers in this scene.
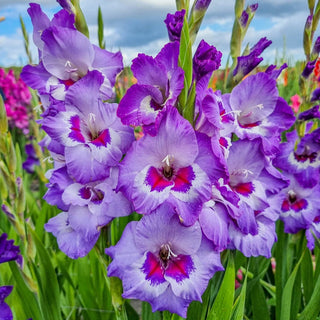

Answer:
[1,0,320,319]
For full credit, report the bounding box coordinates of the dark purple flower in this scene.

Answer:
[265,63,288,80]
[301,59,317,78]
[164,10,185,42]
[249,3,258,12]
[312,36,320,56]
[193,40,222,83]
[22,144,40,174]
[105,204,223,317]
[298,105,320,121]
[0,233,20,264]
[233,37,272,78]
[194,0,212,10]
[239,11,249,28]
[56,0,75,14]
[311,87,320,102]
[0,286,13,320]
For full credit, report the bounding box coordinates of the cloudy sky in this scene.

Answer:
[0,0,317,68]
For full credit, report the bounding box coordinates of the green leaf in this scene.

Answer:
[141,301,161,320]
[297,264,320,320]
[231,270,247,320]
[29,227,62,320]
[9,261,42,320]
[208,252,235,320]
[250,282,270,320]
[280,249,305,320]
[301,248,314,304]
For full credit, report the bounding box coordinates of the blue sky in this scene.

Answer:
[0,0,317,68]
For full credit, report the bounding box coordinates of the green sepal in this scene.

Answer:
[178,15,193,116]
[98,6,106,49]
[71,0,89,38]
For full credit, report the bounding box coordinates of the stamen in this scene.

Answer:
[162,155,174,179]
[231,168,253,178]
[159,244,177,264]
[162,155,172,167]
[87,113,99,139]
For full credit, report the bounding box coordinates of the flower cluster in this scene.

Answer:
[23,3,298,318]
[0,233,21,320]
[21,3,134,259]
[0,68,31,133]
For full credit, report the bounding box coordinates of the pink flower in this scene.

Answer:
[290,94,301,113]
[0,68,31,133]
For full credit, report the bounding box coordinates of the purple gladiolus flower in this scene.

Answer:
[0,233,20,264]
[117,42,184,135]
[105,204,223,317]
[311,87,320,102]
[274,129,320,187]
[164,10,185,42]
[118,106,224,226]
[223,72,295,154]
[0,286,13,320]
[270,174,320,234]
[233,37,272,78]
[45,166,132,259]
[298,105,320,121]
[265,63,288,80]
[41,70,134,183]
[21,5,123,103]
[301,60,317,79]
[193,40,222,84]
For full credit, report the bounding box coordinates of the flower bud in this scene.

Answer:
[193,39,222,83]
[164,9,185,42]
[301,59,316,78]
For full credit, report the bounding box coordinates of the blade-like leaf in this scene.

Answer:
[208,252,235,320]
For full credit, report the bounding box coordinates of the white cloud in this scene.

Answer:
[0,0,318,68]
